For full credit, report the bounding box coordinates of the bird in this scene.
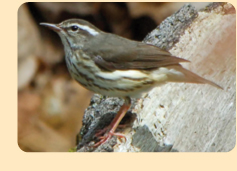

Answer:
[40,19,222,147]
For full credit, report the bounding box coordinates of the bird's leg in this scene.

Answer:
[95,124,129,137]
[93,97,131,147]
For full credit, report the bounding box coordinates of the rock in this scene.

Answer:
[76,3,236,152]
[127,2,210,24]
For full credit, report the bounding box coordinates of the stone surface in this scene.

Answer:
[76,3,236,152]
[77,94,136,151]
[144,4,198,50]
[134,2,236,152]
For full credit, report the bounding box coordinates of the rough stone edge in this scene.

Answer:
[76,2,233,152]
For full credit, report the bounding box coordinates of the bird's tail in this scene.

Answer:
[153,65,222,89]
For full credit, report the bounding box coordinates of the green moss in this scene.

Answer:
[68,146,77,152]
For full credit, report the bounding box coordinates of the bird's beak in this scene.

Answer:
[40,23,61,32]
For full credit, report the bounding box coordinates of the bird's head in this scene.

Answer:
[40,19,101,49]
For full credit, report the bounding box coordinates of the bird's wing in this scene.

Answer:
[86,34,189,71]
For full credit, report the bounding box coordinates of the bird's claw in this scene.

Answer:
[93,131,126,147]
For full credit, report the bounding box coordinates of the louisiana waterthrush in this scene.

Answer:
[40,19,221,147]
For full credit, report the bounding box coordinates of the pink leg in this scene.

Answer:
[93,97,131,147]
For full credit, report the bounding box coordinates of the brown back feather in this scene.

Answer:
[85,33,189,71]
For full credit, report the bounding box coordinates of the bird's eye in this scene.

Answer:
[71,25,79,31]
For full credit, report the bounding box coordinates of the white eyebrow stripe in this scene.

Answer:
[68,23,99,36]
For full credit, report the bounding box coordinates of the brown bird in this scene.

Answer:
[40,19,221,147]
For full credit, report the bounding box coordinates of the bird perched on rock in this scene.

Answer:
[40,19,221,147]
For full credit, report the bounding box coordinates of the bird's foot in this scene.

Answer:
[93,131,126,147]
[95,124,127,137]
[93,97,131,147]
[95,127,108,137]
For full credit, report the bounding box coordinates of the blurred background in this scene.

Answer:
[18,2,210,152]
